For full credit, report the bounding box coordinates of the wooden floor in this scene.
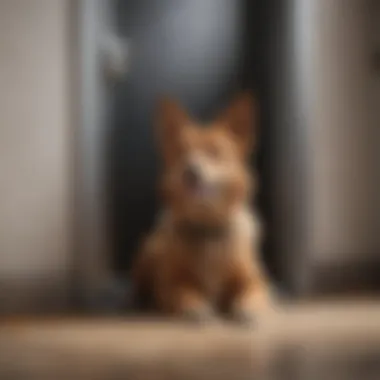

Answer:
[1,301,380,380]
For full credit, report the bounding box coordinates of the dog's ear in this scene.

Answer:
[156,97,190,164]
[217,92,257,157]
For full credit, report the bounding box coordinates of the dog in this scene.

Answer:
[131,92,271,324]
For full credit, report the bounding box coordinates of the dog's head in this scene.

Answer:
[156,92,258,226]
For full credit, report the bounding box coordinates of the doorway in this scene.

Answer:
[107,0,281,284]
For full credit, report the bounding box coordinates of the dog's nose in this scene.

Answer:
[183,163,201,188]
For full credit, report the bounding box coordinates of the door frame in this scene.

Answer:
[71,0,315,310]
[72,0,117,310]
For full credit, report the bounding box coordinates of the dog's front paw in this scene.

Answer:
[230,308,257,328]
[181,306,216,325]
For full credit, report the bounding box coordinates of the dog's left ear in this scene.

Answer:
[217,92,257,156]
[156,97,190,165]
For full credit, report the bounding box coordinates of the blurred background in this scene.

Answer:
[0,0,379,315]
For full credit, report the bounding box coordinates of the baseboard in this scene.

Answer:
[310,259,380,297]
[0,276,70,315]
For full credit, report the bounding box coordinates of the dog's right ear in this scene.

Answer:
[156,97,190,165]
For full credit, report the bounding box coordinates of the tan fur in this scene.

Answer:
[132,93,271,321]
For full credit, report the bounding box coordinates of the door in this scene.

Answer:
[107,0,279,285]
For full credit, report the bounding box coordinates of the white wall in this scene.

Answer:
[373,5,380,128]
[371,0,380,257]
[310,0,377,264]
[0,0,71,311]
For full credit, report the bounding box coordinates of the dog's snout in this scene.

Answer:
[183,163,201,187]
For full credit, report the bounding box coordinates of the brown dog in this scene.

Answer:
[131,93,270,324]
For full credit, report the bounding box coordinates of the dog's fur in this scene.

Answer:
[131,93,270,323]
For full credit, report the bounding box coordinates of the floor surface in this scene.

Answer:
[1,301,379,379]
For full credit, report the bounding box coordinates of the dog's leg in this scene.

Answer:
[226,261,270,326]
[230,281,268,326]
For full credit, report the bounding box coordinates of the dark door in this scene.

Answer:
[108,0,278,283]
